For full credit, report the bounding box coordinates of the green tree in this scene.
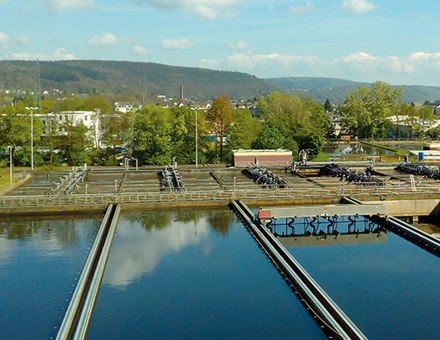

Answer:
[124,106,173,165]
[340,81,403,138]
[101,114,129,162]
[252,126,285,149]
[55,114,93,165]
[84,95,113,115]
[206,95,233,163]
[170,107,209,165]
[257,92,328,157]
[324,98,332,112]
[54,96,85,112]
[311,103,334,138]
[228,108,261,150]
[0,102,43,166]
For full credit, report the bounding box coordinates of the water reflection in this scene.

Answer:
[1,220,81,242]
[103,210,232,288]
[89,209,325,340]
[208,211,233,236]
[0,219,99,264]
[0,217,101,340]
[267,216,388,248]
[322,143,395,156]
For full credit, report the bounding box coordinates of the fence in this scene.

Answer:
[1,182,440,209]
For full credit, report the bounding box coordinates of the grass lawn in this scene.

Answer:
[0,174,10,191]
[312,152,330,162]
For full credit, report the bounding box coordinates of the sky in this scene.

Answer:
[1,0,440,86]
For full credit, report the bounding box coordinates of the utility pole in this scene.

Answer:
[196,108,198,168]
[191,107,199,168]
[142,73,147,106]
[35,59,42,110]
[8,146,12,185]
[26,107,38,171]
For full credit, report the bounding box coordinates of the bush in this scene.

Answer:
[39,163,61,171]
[312,152,330,162]
[103,159,119,166]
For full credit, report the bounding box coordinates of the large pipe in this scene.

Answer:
[56,204,119,340]
[231,200,367,340]
[73,204,121,340]
[343,196,440,254]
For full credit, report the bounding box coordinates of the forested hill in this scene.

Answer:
[0,60,284,100]
[267,76,440,103]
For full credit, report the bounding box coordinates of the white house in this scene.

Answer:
[40,111,101,149]
[114,102,143,113]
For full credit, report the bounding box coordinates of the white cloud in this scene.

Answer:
[9,52,47,60]
[193,6,219,20]
[7,48,74,60]
[414,14,432,25]
[88,32,118,48]
[204,50,440,86]
[15,36,29,45]
[53,48,75,60]
[268,5,276,14]
[136,0,242,20]
[130,45,148,56]
[341,0,377,15]
[227,40,248,50]
[102,214,211,288]
[160,38,192,50]
[224,52,323,71]
[201,59,221,68]
[0,31,10,46]
[42,0,95,13]
[288,1,315,15]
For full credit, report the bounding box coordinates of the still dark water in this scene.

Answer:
[0,217,101,340]
[322,143,424,156]
[4,209,440,339]
[87,210,325,340]
[282,216,440,340]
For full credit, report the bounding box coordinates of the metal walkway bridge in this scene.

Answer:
[231,197,440,339]
[22,193,440,339]
[231,199,368,340]
[56,204,121,340]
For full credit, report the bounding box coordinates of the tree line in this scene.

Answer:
[5,81,433,168]
[0,93,333,167]
[339,81,438,139]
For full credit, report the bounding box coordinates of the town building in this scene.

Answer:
[232,149,292,167]
[114,102,143,113]
[39,111,101,149]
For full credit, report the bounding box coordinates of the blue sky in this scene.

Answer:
[1,0,439,85]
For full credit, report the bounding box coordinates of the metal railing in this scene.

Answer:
[1,182,440,209]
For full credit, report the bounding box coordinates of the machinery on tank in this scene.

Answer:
[160,165,185,191]
[319,163,385,185]
[242,164,288,188]
[396,162,440,180]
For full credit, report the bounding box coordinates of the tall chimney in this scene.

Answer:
[180,85,183,99]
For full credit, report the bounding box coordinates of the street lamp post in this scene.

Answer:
[191,107,199,168]
[25,107,38,171]
[8,146,12,185]
[195,109,198,168]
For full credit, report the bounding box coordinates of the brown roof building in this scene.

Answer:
[232,149,293,167]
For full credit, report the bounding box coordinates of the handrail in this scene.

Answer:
[56,204,120,340]
[343,196,440,255]
[56,205,114,340]
[2,182,440,209]
[231,200,368,340]
[73,204,121,340]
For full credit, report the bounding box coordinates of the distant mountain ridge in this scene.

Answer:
[267,76,440,103]
[0,60,285,101]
